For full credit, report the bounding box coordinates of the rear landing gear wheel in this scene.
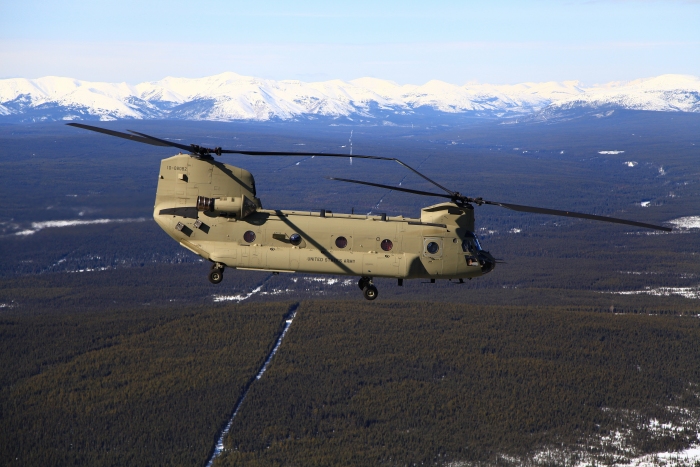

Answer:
[358,276,371,290]
[363,284,378,301]
[208,268,224,284]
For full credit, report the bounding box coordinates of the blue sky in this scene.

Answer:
[1,0,698,84]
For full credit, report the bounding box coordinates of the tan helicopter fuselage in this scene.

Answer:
[153,154,494,280]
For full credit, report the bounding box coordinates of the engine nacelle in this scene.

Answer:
[197,195,258,219]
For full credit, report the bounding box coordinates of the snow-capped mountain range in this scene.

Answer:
[1,72,699,123]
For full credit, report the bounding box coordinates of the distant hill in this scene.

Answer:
[1,72,699,123]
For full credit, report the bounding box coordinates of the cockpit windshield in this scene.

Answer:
[462,232,482,254]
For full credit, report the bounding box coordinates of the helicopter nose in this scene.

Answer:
[479,252,496,274]
[481,259,495,274]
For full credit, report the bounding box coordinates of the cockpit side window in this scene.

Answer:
[462,232,482,254]
[250,176,257,196]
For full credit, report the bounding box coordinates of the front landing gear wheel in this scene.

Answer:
[208,268,224,284]
[363,284,378,301]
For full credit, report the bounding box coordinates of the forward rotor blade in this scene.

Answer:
[126,130,206,153]
[483,200,672,232]
[66,123,172,147]
[327,177,453,199]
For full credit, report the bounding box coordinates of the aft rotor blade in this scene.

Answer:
[66,123,172,147]
[327,177,453,199]
[483,200,672,232]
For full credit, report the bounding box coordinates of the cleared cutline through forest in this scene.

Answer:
[205,302,300,467]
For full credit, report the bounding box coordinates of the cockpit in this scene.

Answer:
[462,231,494,273]
[462,231,482,255]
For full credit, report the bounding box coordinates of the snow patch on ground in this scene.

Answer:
[624,446,700,467]
[258,288,292,297]
[669,216,700,229]
[301,276,354,286]
[67,267,111,273]
[599,150,625,154]
[213,276,353,303]
[450,406,700,467]
[626,161,638,167]
[526,445,700,467]
[11,218,147,236]
[213,285,264,302]
[606,285,700,300]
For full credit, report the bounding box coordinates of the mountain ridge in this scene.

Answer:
[1,72,699,123]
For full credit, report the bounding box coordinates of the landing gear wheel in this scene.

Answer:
[363,284,378,301]
[208,268,224,284]
[358,276,371,290]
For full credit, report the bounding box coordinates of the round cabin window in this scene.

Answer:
[243,230,256,243]
[290,233,302,245]
[335,236,348,249]
[426,242,439,254]
[381,239,393,251]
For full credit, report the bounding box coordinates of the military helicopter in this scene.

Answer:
[68,123,671,300]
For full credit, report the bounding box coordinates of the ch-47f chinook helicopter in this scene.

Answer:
[68,123,671,300]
